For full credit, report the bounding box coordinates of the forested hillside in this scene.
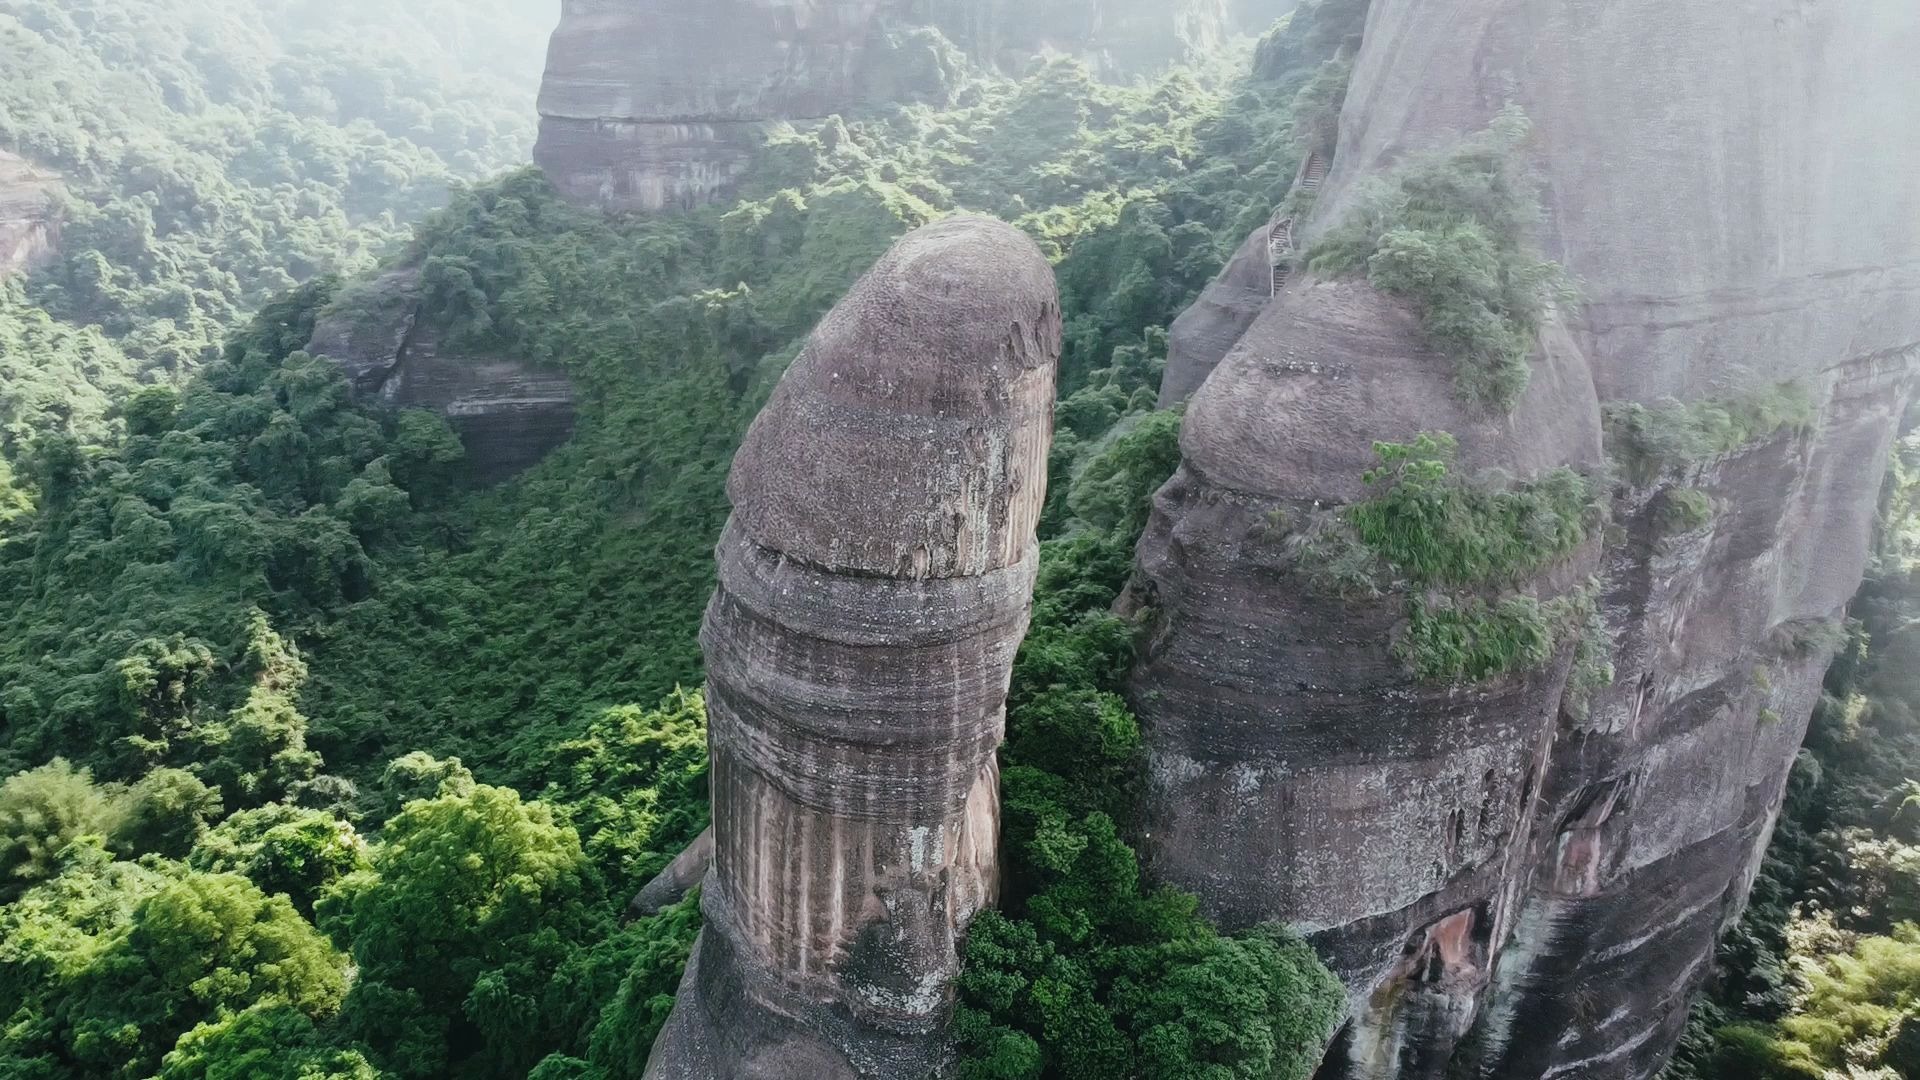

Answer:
[0,0,551,450]
[0,4,1368,1075]
[3,0,1915,1076]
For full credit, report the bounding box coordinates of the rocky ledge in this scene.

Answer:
[306,269,577,484]
[0,151,62,278]
[532,0,1253,211]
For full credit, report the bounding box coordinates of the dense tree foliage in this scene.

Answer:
[953,414,1346,1079]
[0,0,549,451]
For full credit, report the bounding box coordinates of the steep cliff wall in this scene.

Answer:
[1138,2,1920,1078]
[533,0,1240,210]
[644,215,1059,1078]
[0,152,61,277]
[534,0,895,211]
[307,269,577,484]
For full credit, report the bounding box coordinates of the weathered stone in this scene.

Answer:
[643,215,1059,1078]
[1128,276,1605,1076]
[306,269,577,484]
[1133,1,1920,1077]
[0,152,61,278]
[532,0,1241,211]
[630,827,716,919]
[1157,225,1272,408]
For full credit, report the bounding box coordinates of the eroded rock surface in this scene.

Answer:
[1157,224,1273,407]
[533,0,1239,210]
[1131,279,1606,1076]
[307,269,576,484]
[0,152,61,277]
[643,215,1059,1078]
[1136,1,1920,1077]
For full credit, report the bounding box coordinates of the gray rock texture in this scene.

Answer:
[533,0,1238,211]
[1134,1,1920,1078]
[1131,280,1606,1076]
[0,152,60,278]
[630,827,716,919]
[643,215,1059,1078]
[306,269,576,484]
[1157,224,1273,407]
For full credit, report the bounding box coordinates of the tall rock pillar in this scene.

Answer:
[644,215,1061,1079]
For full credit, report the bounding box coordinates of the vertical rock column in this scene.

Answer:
[644,215,1061,1079]
[1127,280,1605,1079]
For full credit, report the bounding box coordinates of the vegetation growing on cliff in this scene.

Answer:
[1604,382,1816,484]
[1307,108,1570,411]
[1289,433,1603,683]
[1668,424,1920,1079]
[1344,432,1594,586]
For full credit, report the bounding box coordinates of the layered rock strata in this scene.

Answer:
[0,152,61,277]
[534,0,895,211]
[533,0,1238,210]
[1140,1,1920,1077]
[1131,282,1606,1076]
[643,215,1060,1078]
[306,269,577,484]
[1156,224,1273,407]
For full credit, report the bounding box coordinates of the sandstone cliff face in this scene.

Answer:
[0,152,61,278]
[533,0,1238,211]
[1156,224,1272,407]
[644,215,1059,1078]
[306,269,577,484]
[1139,1,1920,1078]
[534,0,895,211]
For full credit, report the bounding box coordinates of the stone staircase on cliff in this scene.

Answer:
[1265,149,1330,297]
[1268,214,1295,296]
[1300,149,1329,192]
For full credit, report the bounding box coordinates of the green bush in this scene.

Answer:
[1604,383,1815,483]
[1397,591,1604,684]
[1344,433,1594,587]
[1307,109,1568,411]
[1658,487,1718,534]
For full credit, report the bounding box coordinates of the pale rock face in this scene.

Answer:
[532,0,1239,210]
[643,215,1059,1079]
[1139,1,1920,1077]
[306,269,577,484]
[0,152,61,278]
[1130,280,1606,1075]
[534,0,894,211]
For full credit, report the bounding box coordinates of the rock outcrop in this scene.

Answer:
[0,152,61,277]
[534,0,898,211]
[1156,224,1273,407]
[533,0,1238,211]
[644,215,1059,1078]
[1139,1,1920,1078]
[306,269,577,484]
[1132,280,1607,1076]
